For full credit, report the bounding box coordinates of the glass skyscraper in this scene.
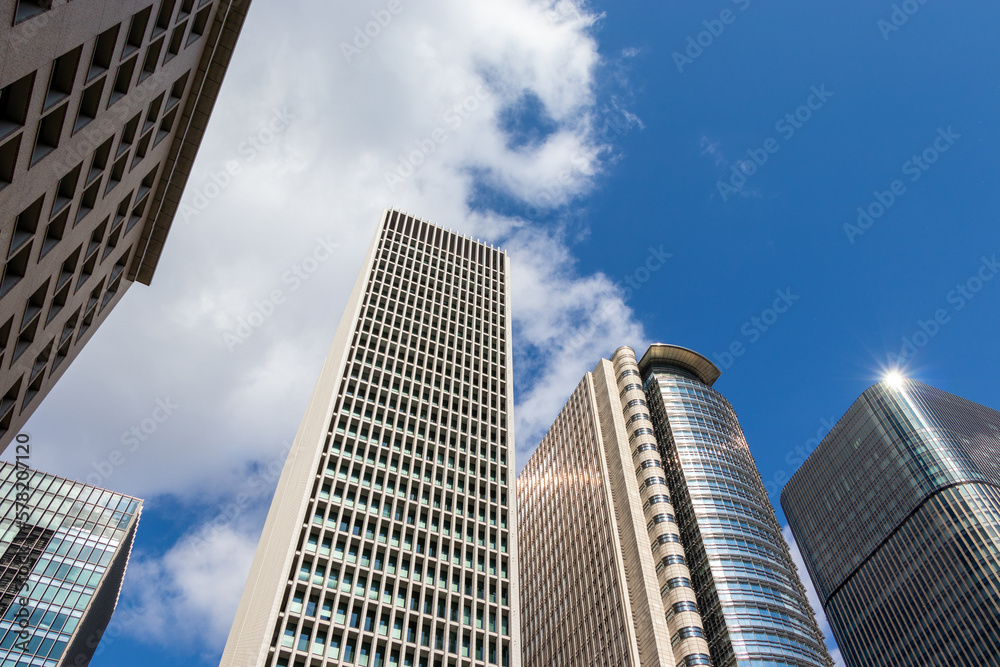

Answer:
[783,378,1000,667]
[221,210,520,667]
[0,460,142,666]
[518,344,831,667]
[640,345,831,667]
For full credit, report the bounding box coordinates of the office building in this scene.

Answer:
[518,347,709,667]
[0,0,252,451]
[783,378,1000,667]
[0,459,142,666]
[221,210,521,667]
[519,345,831,667]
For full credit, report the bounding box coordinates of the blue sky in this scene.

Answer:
[11,1,999,665]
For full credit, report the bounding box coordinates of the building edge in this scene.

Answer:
[218,210,388,667]
[131,0,253,285]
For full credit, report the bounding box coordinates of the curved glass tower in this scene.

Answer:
[639,345,831,667]
[783,379,1000,667]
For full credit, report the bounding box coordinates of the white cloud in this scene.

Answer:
[124,522,260,645]
[13,0,646,654]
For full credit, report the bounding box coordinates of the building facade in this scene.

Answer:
[639,345,831,667]
[519,344,831,667]
[0,0,252,451]
[518,348,710,667]
[782,379,1000,667]
[0,459,142,666]
[221,210,521,667]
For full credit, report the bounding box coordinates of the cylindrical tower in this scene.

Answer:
[611,347,712,667]
[638,344,832,667]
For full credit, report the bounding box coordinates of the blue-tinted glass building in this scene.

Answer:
[783,379,1000,667]
[0,461,141,666]
[639,345,832,667]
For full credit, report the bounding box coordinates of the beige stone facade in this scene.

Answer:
[0,0,251,450]
[517,347,710,667]
[221,210,521,667]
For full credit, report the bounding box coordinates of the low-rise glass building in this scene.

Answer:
[0,460,141,666]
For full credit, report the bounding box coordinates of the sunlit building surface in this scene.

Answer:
[0,461,141,666]
[519,344,831,667]
[518,347,709,667]
[221,210,521,667]
[783,379,1000,667]
[0,0,252,452]
[641,345,831,667]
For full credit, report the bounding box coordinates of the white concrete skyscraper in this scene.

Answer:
[221,210,521,667]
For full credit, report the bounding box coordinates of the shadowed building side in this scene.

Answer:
[0,0,253,452]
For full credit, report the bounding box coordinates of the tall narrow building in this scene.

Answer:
[518,348,710,667]
[640,345,831,667]
[518,344,831,667]
[0,0,252,452]
[222,210,521,667]
[0,459,142,666]
[783,378,1000,667]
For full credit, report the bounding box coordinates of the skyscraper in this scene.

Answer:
[782,378,1000,667]
[0,0,252,451]
[0,459,142,666]
[518,344,831,667]
[640,345,831,667]
[518,348,709,667]
[221,210,521,667]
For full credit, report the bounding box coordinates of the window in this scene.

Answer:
[86,137,113,186]
[14,0,52,24]
[51,162,82,217]
[123,6,153,58]
[154,0,176,36]
[0,376,22,434]
[165,72,189,112]
[2,241,31,297]
[74,77,106,133]
[108,56,138,106]
[187,5,212,45]
[31,102,68,165]
[7,196,42,259]
[0,133,20,190]
[88,25,120,81]
[117,113,141,158]
[165,20,187,62]
[41,210,68,258]
[45,46,83,111]
[139,37,164,82]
